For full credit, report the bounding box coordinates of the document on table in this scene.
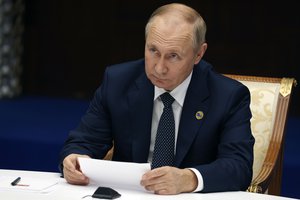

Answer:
[0,175,58,193]
[78,157,151,191]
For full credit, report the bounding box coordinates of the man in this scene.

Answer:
[60,3,254,195]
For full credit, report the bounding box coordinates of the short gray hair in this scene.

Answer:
[145,3,207,52]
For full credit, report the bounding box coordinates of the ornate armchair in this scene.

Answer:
[104,74,297,196]
[225,74,297,195]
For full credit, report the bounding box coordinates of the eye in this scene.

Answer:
[148,47,160,57]
[170,53,178,58]
[149,47,157,53]
[168,53,179,60]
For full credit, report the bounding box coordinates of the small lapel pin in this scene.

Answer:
[195,111,204,120]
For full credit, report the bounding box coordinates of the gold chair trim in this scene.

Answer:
[280,78,297,97]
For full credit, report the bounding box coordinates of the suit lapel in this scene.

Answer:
[127,73,154,163]
[174,67,210,166]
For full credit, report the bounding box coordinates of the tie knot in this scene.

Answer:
[160,92,175,107]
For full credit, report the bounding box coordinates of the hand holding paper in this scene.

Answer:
[63,154,90,185]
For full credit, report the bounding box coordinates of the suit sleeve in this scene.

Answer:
[197,84,254,192]
[59,69,113,172]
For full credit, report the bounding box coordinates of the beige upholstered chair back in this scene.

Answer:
[225,75,297,195]
[241,80,280,180]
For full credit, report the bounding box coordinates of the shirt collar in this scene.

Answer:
[154,71,193,107]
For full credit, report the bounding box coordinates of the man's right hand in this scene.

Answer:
[62,154,90,185]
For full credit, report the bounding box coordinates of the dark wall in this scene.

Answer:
[22,0,299,116]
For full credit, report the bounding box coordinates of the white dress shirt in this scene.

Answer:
[147,71,204,192]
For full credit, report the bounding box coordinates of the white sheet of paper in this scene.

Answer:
[78,157,151,191]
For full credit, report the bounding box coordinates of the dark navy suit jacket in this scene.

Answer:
[60,59,254,192]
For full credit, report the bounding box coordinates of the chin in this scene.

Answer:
[149,78,171,90]
[157,85,172,91]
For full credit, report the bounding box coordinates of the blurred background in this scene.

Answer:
[0,0,299,198]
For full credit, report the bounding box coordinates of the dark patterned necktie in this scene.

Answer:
[151,92,175,169]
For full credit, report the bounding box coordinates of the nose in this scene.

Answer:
[154,58,167,75]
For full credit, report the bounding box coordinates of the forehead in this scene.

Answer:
[146,16,193,49]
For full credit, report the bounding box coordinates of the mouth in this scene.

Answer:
[152,76,169,88]
[154,78,167,85]
[152,74,167,82]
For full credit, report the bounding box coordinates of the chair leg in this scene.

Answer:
[268,147,284,195]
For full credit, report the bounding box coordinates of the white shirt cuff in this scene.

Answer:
[189,168,204,192]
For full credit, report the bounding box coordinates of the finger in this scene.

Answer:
[155,189,170,195]
[64,166,83,178]
[142,167,167,180]
[144,181,175,195]
[141,167,182,195]
[63,154,90,185]
[141,172,168,191]
[67,176,89,185]
[63,155,78,172]
[144,181,165,191]
[63,160,76,173]
[64,168,89,185]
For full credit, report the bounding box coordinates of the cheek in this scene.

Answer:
[145,55,156,70]
[145,60,153,76]
[172,66,192,82]
[145,53,154,65]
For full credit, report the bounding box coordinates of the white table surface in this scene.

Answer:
[0,169,297,200]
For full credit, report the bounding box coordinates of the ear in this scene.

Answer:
[194,43,207,64]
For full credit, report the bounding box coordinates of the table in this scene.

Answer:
[0,169,297,200]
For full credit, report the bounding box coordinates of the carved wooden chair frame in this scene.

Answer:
[225,74,297,195]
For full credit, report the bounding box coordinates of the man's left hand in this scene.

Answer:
[140,166,198,195]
